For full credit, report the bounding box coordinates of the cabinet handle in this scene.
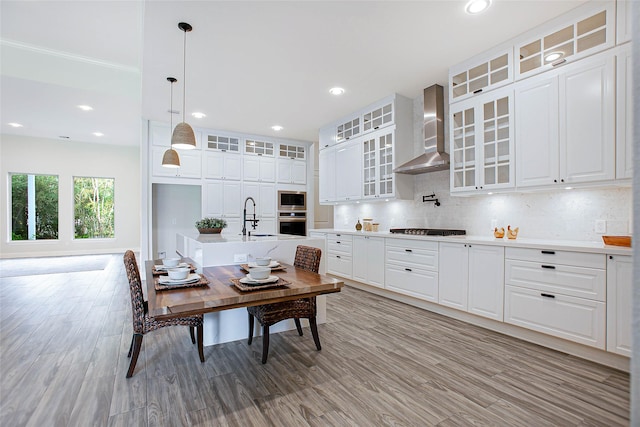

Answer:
[541,265,556,269]
[609,255,613,259]
[551,58,566,67]
[541,250,555,255]
[405,249,412,252]
[554,179,558,183]
[405,268,412,272]
[541,293,556,299]
[337,241,341,244]
[336,255,341,259]
[473,88,483,94]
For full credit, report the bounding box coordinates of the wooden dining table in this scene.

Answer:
[145,260,344,320]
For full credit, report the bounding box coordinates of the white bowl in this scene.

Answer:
[249,267,270,280]
[168,267,190,280]
[255,257,271,266]
[163,258,180,268]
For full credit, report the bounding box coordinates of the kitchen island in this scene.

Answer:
[176,232,328,346]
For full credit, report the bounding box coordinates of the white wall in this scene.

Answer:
[152,183,201,258]
[0,134,141,258]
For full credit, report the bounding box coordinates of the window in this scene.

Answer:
[10,173,59,240]
[74,177,115,239]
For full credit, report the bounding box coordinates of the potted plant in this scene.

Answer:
[195,217,227,234]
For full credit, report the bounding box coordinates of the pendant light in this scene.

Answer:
[171,22,197,150]
[162,77,180,168]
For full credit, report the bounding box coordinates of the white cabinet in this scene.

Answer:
[203,151,241,180]
[515,50,615,188]
[242,182,276,234]
[504,247,606,349]
[152,147,202,179]
[449,47,512,102]
[352,235,385,288]
[318,123,336,150]
[450,86,514,193]
[438,242,504,320]
[243,155,275,182]
[277,143,306,185]
[336,114,361,143]
[203,180,242,234]
[385,239,439,302]
[606,255,632,356]
[362,129,403,199]
[335,140,362,202]
[616,0,632,44]
[327,233,352,278]
[150,122,171,147]
[318,147,336,204]
[616,44,632,180]
[515,1,615,80]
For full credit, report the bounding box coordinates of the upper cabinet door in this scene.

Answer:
[515,73,560,188]
[449,47,512,103]
[616,45,633,180]
[559,53,615,184]
[616,0,632,44]
[515,2,615,80]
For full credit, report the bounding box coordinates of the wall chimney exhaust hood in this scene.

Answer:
[394,84,449,174]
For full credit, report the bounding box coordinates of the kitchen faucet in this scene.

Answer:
[242,197,259,236]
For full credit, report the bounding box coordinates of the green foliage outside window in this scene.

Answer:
[74,177,115,239]
[11,174,59,240]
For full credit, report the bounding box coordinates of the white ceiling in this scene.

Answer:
[1,0,586,147]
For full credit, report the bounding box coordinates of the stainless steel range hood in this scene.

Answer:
[394,84,449,174]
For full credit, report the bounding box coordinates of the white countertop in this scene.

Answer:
[309,229,632,255]
[181,231,310,244]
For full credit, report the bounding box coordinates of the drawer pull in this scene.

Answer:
[337,241,341,244]
[541,250,555,255]
[336,255,341,259]
[541,265,556,269]
[541,293,556,299]
[405,249,413,252]
[405,268,412,272]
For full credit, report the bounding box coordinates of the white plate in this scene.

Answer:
[247,261,280,268]
[155,262,189,271]
[158,273,200,285]
[239,275,279,284]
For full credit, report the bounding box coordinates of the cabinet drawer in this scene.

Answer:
[505,259,605,301]
[327,254,352,278]
[385,264,438,303]
[328,240,352,255]
[386,240,438,270]
[505,247,605,269]
[504,285,605,349]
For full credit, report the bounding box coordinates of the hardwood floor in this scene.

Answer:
[0,254,630,426]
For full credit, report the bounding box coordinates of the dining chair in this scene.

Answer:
[247,245,322,364]
[123,250,204,377]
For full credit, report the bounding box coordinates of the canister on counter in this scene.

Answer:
[362,218,373,232]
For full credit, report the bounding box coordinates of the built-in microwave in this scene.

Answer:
[278,190,306,211]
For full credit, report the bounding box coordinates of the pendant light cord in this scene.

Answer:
[170,80,174,131]
[182,28,187,124]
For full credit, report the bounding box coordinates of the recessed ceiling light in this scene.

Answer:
[465,0,491,14]
[8,122,23,128]
[544,52,564,62]
[192,112,206,119]
[93,132,104,137]
[329,87,345,96]
[271,125,283,131]
[77,105,93,111]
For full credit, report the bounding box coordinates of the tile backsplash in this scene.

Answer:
[334,168,632,242]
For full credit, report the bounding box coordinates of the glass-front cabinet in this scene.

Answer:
[449,48,512,103]
[515,2,614,80]
[362,103,393,133]
[451,87,514,194]
[362,129,394,199]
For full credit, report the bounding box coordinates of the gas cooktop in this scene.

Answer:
[389,228,466,236]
